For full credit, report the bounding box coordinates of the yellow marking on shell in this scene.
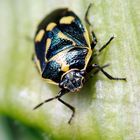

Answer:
[61,64,69,72]
[43,49,71,85]
[59,16,75,24]
[50,49,70,71]
[46,38,51,50]
[82,26,92,66]
[58,31,76,45]
[35,30,45,42]
[83,27,91,46]
[45,38,51,62]
[84,47,92,69]
[50,49,69,62]
[46,22,57,31]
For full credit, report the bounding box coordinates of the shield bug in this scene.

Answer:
[33,4,126,124]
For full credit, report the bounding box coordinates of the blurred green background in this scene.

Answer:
[0,0,140,140]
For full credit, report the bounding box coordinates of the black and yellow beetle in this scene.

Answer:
[33,4,126,124]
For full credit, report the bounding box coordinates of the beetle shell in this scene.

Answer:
[34,8,92,85]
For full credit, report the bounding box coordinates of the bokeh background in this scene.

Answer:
[0,0,140,140]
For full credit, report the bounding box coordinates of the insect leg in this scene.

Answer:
[91,64,126,81]
[58,98,75,124]
[33,89,68,110]
[90,31,98,49]
[98,36,114,52]
[85,3,93,26]
[85,3,98,49]
[86,64,110,73]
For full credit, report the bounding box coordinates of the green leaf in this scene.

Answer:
[0,0,140,140]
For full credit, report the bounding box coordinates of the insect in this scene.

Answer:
[33,4,126,124]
